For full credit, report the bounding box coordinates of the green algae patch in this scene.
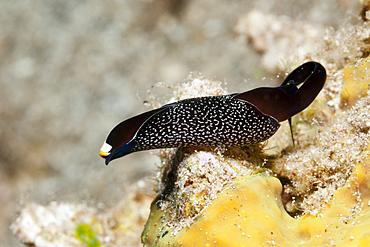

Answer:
[75,224,100,247]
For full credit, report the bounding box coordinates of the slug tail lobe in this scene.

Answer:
[233,62,326,122]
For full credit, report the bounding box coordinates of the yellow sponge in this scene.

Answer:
[143,147,370,247]
[341,58,370,107]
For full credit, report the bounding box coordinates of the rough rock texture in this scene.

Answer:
[144,159,370,246]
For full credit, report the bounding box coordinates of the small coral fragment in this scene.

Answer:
[11,184,152,247]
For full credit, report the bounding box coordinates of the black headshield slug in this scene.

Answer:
[100,61,326,165]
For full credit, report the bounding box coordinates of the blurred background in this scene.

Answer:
[0,0,360,245]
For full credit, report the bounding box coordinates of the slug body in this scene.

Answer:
[100,61,326,165]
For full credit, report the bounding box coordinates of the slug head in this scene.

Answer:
[99,108,165,164]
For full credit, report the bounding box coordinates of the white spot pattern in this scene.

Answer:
[133,95,280,151]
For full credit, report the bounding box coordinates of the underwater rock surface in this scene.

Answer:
[143,158,370,246]
[11,184,152,247]
[142,18,370,247]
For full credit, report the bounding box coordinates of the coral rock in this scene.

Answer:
[143,151,370,246]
